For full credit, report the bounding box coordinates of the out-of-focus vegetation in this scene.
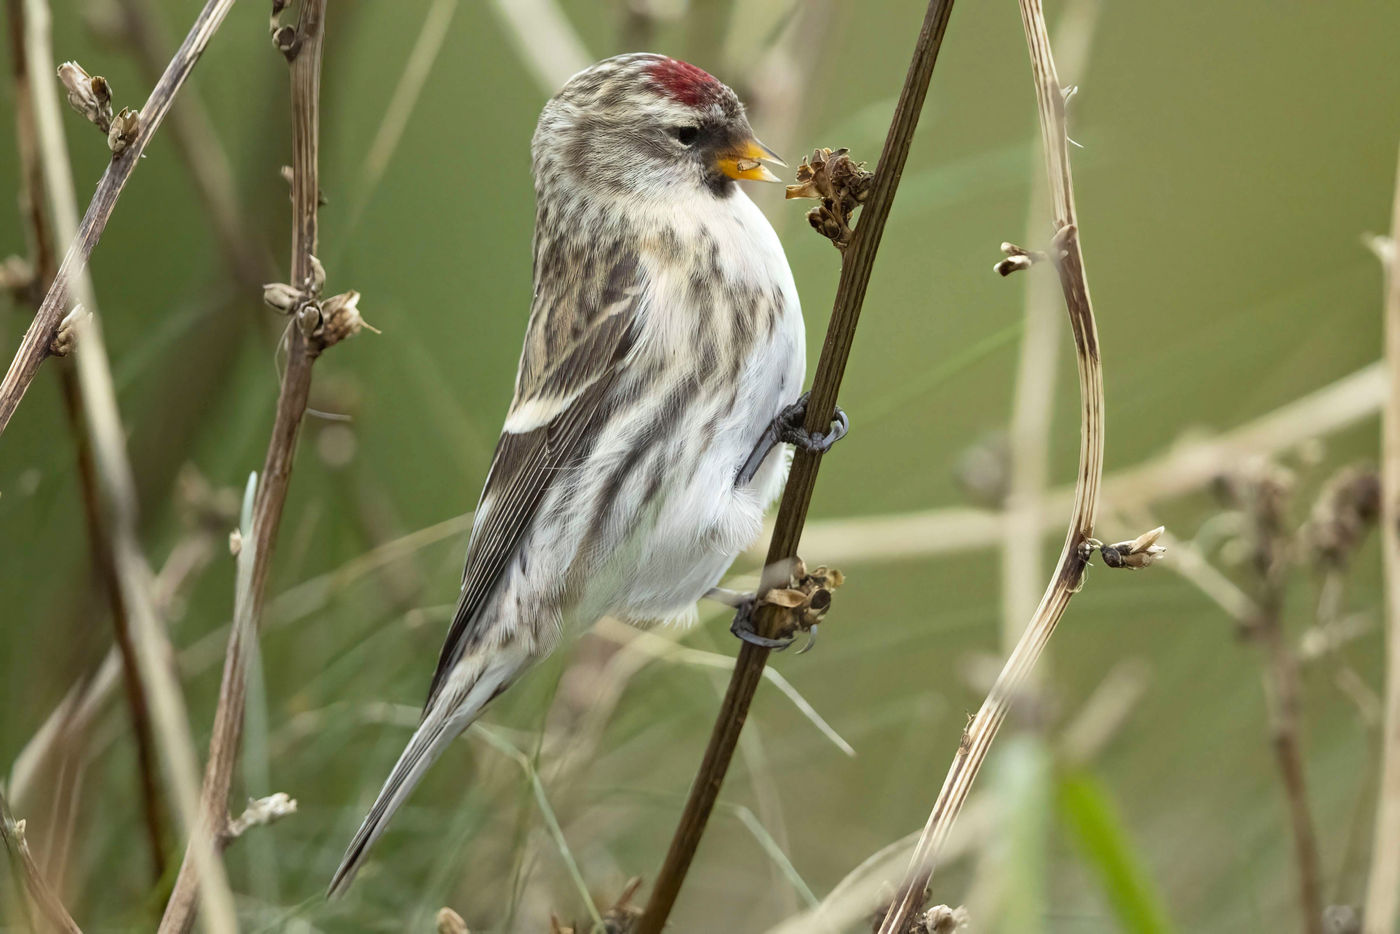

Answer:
[2,1,1398,931]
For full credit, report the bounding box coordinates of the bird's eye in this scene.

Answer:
[670,125,700,146]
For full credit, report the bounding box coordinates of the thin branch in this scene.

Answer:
[876,1,1111,928]
[1364,142,1400,934]
[636,2,958,929]
[0,0,237,437]
[159,2,360,929]
[0,790,82,934]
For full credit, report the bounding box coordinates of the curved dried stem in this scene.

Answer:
[1364,143,1400,934]
[876,2,1109,930]
[635,1,958,930]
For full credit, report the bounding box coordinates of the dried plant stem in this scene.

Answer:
[1363,143,1400,934]
[876,2,1108,929]
[0,0,236,438]
[636,2,958,929]
[1001,0,1101,651]
[7,0,167,881]
[1255,590,1325,934]
[159,3,333,930]
[0,790,82,934]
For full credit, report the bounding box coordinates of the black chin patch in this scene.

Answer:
[703,170,737,198]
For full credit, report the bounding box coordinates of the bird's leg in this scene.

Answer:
[734,391,849,488]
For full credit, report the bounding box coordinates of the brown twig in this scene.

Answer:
[875,1,1113,929]
[0,0,237,438]
[1364,143,1400,934]
[0,790,82,934]
[636,2,957,929]
[158,2,363,929]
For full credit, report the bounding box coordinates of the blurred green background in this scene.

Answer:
[2,1,1398,931]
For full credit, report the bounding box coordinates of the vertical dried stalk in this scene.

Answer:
[875,2,1108,930]
[1000,0,1101,651]
[158,2,340,930]
[7,0,167,881]
[635,2,958,930]
[0,790,82,934]
[1363,144,1400,934]
[0,0,237,437]
[15,0,238,927]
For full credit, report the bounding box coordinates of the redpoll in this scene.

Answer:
[329,53,845,895]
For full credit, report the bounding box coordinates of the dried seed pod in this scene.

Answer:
[49,304,90,356]
[57,61,114,132]
[107,107,140,154]
[262,281,302,313]
[320,290,375,346]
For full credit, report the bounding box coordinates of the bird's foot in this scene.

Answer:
[712,558,846,655]
[735,392,849,487]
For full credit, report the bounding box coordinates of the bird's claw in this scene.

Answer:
[730,597,799,651]
[776,391,849,455]
[735,392,849,488]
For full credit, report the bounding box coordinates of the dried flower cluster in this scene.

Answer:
[48,304,90,357]
[786,147,875,250]
[262,254,373,350]
[1088,525,1167,570]
[755,557,846,652]
[58,60,140,154]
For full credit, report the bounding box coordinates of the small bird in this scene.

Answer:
[329,53,845,894]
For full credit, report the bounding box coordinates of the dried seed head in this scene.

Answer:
[1097,526,1167,570]
[435,907,469,934]
[786,147,873,250]
[320,290,376,346]
[308,254,327,295]
[107,107,140,154]
[271,24,299,58]
[262,281,302,313]
[58,61,114,132]
[296,301,323,338]
[49,304,90,356]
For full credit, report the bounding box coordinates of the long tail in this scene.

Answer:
[327,649,526,896]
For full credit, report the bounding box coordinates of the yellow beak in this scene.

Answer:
[716,137,785,183]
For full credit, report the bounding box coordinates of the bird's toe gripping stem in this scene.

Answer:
[735,391,849,488]
[714,559,845,655]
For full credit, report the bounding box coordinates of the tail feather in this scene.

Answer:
[327,649,526,896]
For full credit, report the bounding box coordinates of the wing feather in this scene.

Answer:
[424,251,642,710]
